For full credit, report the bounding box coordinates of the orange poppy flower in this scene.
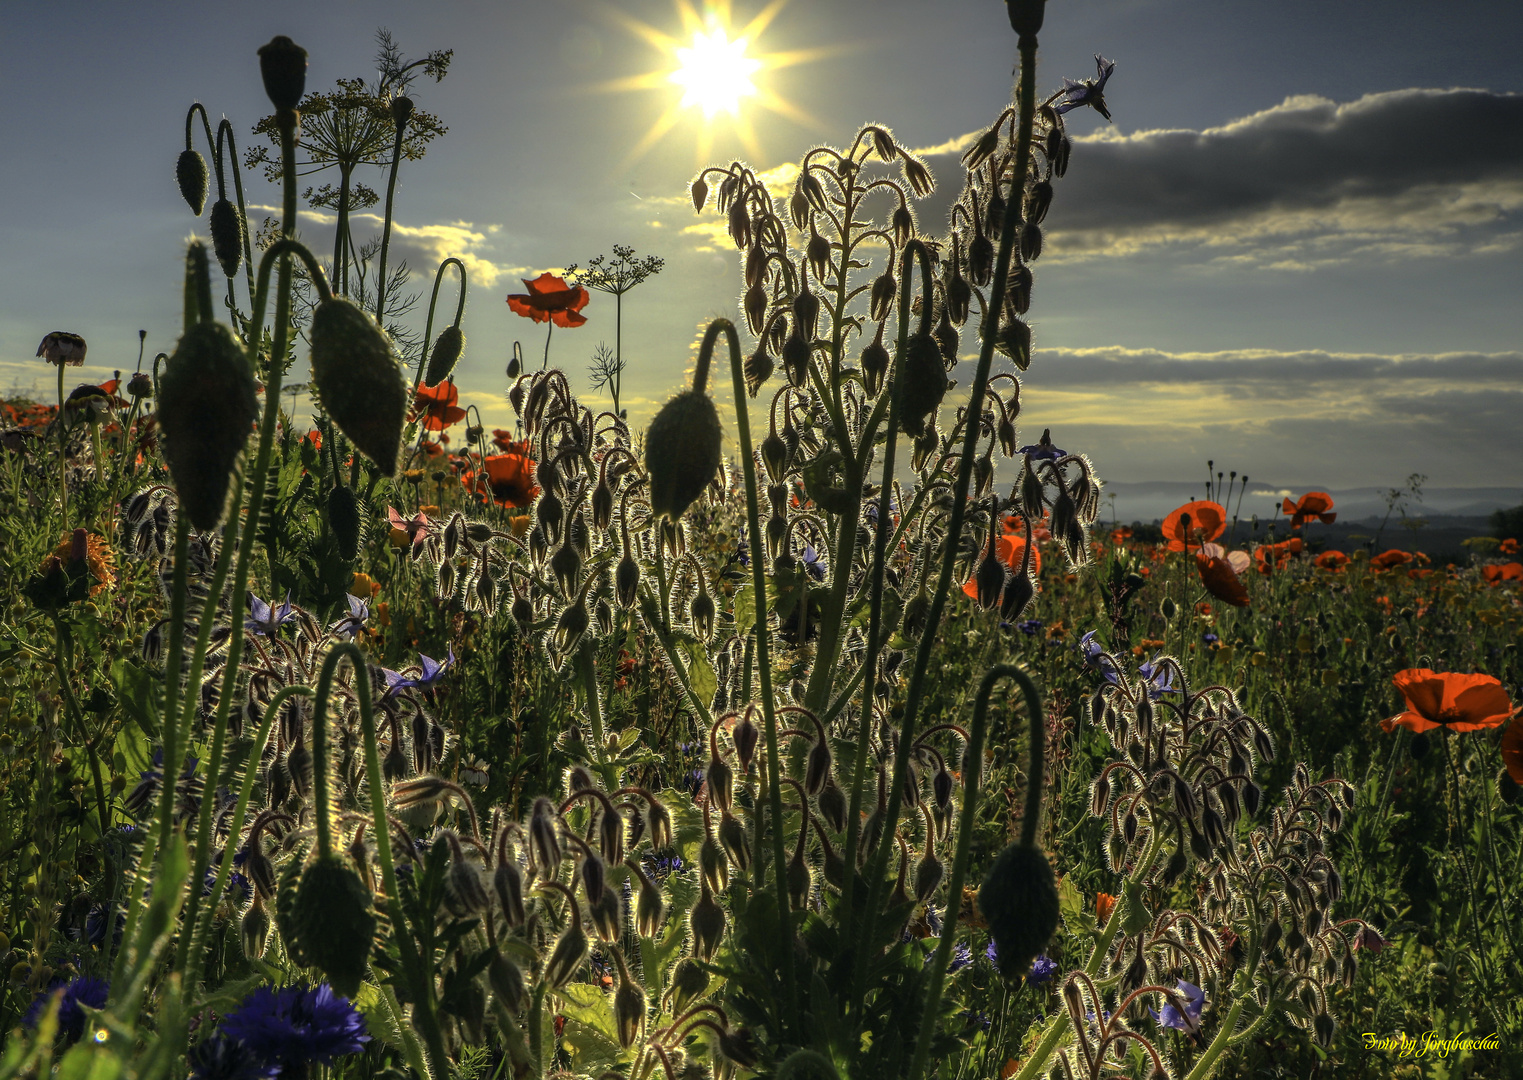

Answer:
[1500,538,1519,555]
[491,428,527,452]
[1281,491,1336,529]
[414,380,467,431]
[1381,669,1518,734]
[1503,719,1523,784]
[1482,562,1523,584]
[1253,537,1303,574]
[1161,500,1226,552]
[305,429,322,451]
[506,272,590,328]
[465,451,540,509]
[1109,526,1133,544]
[1314,550,1349,572]
[1370,549,1412,572]
[961,527,1042,601]
[1196,553,1250,607]
[1096,892,1117,923]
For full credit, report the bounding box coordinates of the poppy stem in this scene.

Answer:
[543,320,553,370]
[56,359,68,525]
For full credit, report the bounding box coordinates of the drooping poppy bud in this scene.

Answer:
[645,346,722,520]
[327,485,361,559]
[897,332,948,437]
[285,856,376,998]
[309,297,408,476]
[424,325,465,387]
[177,149,208,216]
[209,198,244,277]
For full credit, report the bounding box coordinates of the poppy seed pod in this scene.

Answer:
[391,95,414,130]
[158,321,259,532]
[979,842,1060,980]
[1006,0,1046,37]
[257,36,307,114]
[897,332,949,437]
[310,297,408,475]
[286,856,376,998]
[209,198,244,277]
[424,325,465,387]
[177,149,208,216]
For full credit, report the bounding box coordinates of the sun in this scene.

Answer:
[590,0,849,168]
[669,23,761,119]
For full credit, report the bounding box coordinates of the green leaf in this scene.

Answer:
[732,583,755,636]
[109,659,159,740]
[677,639,717,704]
[55,1044,125,1080]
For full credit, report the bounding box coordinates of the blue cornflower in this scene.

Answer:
[1150,979,1206,1033]
[1138,654,1179,700]
[382,648,456,695]
[23,975,109,1043]
[218,983,369,1072]
[801,544,827,582]
[245,591,297,637]
[203,867,251,906]
[1028,954,1059,985]
[1203,632,1219,647]
[188,1035,280,1080]
[328,593,369,641]
[1016,618,1044,636]
[986,940,1000,965]
[1054,55,1116,122]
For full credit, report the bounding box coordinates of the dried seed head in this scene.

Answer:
[257,36,308,113]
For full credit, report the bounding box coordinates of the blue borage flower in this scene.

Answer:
[245,590,297,636]
[1027,954,1059,984]
[382,647,456,695]
[1150,979,1206,1033]
[1138,653,1179,699]
[1016,618,1044,636]
[23,975,109,1043]
[327,592,369,640]
[1054,54,1116,122]
[1078,629,1121,685]
[801,544,826,582]
[1018,430,1067,462]
[217,983,369,1072]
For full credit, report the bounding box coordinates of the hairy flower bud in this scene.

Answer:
[177,150,208,216]
[310,298,408,475]
[209,198,244,276]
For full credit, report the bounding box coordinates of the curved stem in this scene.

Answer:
[374,122,406,325]
[908,664,1041,1080]
[411,257,468,398]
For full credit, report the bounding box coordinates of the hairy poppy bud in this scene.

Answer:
[177,149,208,216]
[898,332,948,437]
[327,485,361,559]
[257,36,308,113]
[645,382,721,520]
[424,325,465,387]
[286,856,376,998]
[158,304,259,530]
[980,842,1059,979]
[209,198,244,277]
[310,297,408,475]
[690,882,726,960]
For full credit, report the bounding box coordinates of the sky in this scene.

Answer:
[2,0,1520,515]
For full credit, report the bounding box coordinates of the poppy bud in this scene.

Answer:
[310,297,408,476]
[158,321,259,531]
[787,847,812,910]
[209,198,244,277]
[390,95,414,130]
[327,485,362,559]
[979,842,1059,980]
[488,951,527,1012]
[898,332,948,437]
[257,36,308,113]
[812,778,847,834]
[645,384,722,521]
[691,175,709,212]
[670,957,710,1011]
[176,149,208,216]
[550,541,582,598]
[424,325,465,387]
[946,268,971,328]
[690,882,726,960]
[717,811,750,872]
[286,856,376,998]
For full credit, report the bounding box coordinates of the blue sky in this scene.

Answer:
[2,0,1520,505]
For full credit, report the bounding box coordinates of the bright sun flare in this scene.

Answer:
[669,24,762,118]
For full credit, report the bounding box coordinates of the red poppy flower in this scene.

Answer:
[1196,553,1250,607]
[414,380,467,431]
[305,429,322,451]
[1370,549,1412,572]
[492,428,527,452]
[1161,501,1226,552]
[1482,562,1523,584]
[1253,536,1303,574]
[1380,669,1517,734]
[506,272,590,328]
[1314,550,1349,572]
[1503,719,1523,784]
[1281,491,1336,529]
[1501,538,1519,555]
[465,451,540,509]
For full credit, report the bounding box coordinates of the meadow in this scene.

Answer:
[1,6,1521,1079]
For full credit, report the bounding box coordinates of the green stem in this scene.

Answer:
[908,665,1040,1080]
[374,122,406,325]
[856,32,1037,993]
[410,257,467,398]
[1182,996,1247,1080]
[56,360,68,524]
[716,316,799,1039]
[154,514,191,852]
[52,619,109,840]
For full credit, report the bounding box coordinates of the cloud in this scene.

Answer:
[915,89,1523,266]
[946,345,1523,485]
